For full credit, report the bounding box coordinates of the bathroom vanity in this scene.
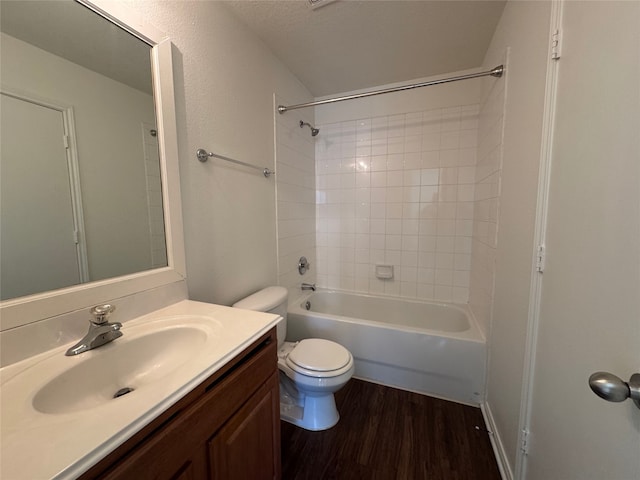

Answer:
[80,327,280,480]
[0,301,282,479]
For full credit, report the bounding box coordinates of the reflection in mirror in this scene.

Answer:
[0,0,167,301]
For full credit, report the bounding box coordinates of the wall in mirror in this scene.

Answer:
[0,0,167,301]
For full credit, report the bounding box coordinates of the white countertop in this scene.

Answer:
[0,300,280,480]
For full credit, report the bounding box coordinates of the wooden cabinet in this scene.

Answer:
[80,329,281,480]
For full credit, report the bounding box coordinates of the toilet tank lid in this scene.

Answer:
[232,286,288,312]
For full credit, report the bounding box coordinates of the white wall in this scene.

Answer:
[1,32,157,282]
[125,1,313,305]
[314,73,482,302]
[480,1,553,476]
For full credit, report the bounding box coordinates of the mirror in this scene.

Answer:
[0,0,166,301]
[0,0,185,330]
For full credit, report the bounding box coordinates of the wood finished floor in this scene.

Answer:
[281,379,501,480]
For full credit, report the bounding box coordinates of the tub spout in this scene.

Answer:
[301,283,316,291]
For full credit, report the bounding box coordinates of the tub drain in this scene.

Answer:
[113,387,135,398]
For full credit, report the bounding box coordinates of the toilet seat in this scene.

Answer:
[285,339,353,378]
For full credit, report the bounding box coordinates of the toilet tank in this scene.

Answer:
[232,286,287,345]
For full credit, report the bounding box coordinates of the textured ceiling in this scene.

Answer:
[223,0,507,97]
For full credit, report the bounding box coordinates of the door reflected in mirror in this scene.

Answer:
[0,0,167,301]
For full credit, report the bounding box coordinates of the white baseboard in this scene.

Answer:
[481,401,514,480]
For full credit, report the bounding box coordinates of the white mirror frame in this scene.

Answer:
[0,0,186,331]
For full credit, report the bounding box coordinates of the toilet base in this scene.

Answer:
[280,393,340,431]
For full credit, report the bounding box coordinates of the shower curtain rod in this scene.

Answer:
[277,65,504,114]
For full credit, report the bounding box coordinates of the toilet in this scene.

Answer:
[233,286,354,431]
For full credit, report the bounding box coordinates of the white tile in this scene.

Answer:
[355,188,371,204]
[402,202,420,219]
[435,268,454,286]
[418,268,435,284]
[419,220,438,236]
[436,252,454,269]
[386,203,403,219]
[421,150,440,168]
[387,154,404,170]
[370,202,386,219]
[387,170,404,187]
[371,171,387,187]
[404,170,422,186]
[436,236,456,253]
[452,287,469,303]
[387,138,405,155]
[439,185,458,202]
[439,167,458,185]
[385,250,402,265]
[386,219,402,235]
[371,187,386,203]
[440,149,459,167]
[440,131,460,150]
[404,152,421,170]
[434,285,453,302]
[370,155,388,171]
[355,248,370,264]
[417,283,435,299]
[418,251,436,268]
[387,187,403,203]
[403,186,421,204]
[437,203,457,220]
[370,234,386,250]
[419,203,438,219]
[421,168,440,186]
[422,133,440,152]
[420,186,439,203]
[458,167,476,184]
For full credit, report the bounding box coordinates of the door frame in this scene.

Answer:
[515,1,563,479]
[1,87,90,284]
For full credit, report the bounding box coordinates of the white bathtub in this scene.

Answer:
[287,289,486,405]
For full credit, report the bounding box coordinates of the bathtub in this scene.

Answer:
[287,289,486,405]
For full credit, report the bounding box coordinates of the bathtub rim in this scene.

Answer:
[288,288,485,343]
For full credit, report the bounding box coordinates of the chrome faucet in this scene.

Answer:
[65,304,122,356]
[301,283,316,291]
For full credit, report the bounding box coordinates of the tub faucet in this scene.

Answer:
[65,304,122,356]
[301,283,316,291]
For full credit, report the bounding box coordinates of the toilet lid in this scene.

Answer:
[286,339,351,372]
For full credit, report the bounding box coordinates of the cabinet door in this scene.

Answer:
[209,372,281,480]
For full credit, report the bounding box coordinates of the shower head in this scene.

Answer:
[300,120,320,137]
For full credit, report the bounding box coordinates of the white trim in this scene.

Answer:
[62,106,90,283]
[515,1,563,479]
[0,1,185,331]
[482,401,513,480]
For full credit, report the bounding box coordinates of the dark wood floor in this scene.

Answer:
[281,379,501,480]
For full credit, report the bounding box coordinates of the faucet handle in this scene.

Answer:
[90,304,116,324]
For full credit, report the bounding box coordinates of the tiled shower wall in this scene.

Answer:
[315,105,480,303]
[469,76,506,334]
[275,96,316,301]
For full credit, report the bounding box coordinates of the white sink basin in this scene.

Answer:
[0,300,281,480]
[2,314,223,418]
[33,325,208,414]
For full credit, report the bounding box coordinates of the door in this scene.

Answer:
[526,2,640,479]
[1,93,82,299]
